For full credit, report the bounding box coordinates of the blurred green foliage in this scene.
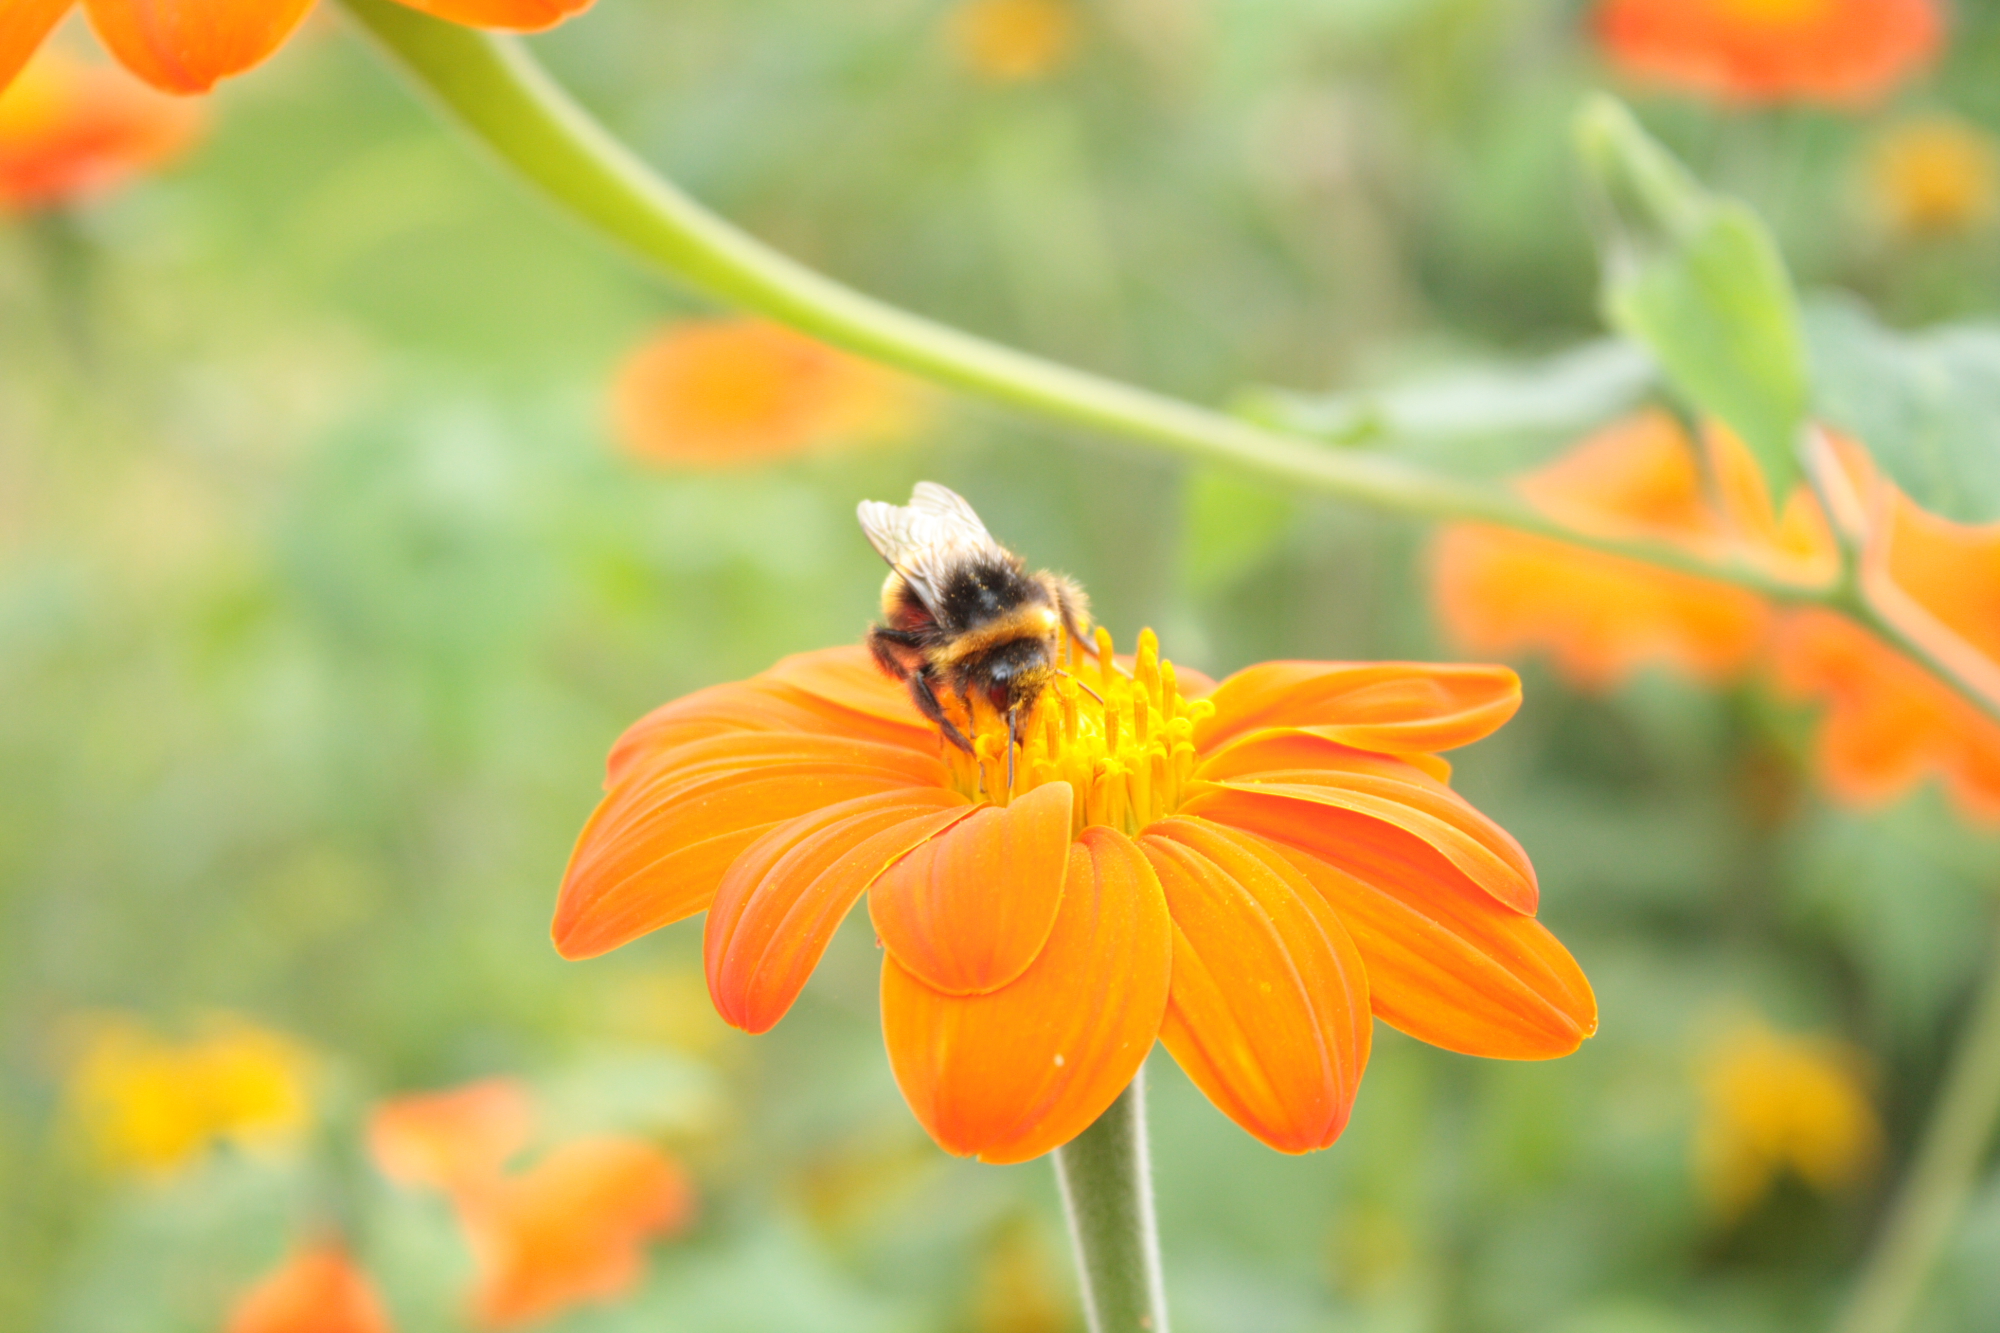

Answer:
[5,1,2000,1331]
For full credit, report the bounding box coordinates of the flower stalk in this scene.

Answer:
[1834,914,2000,1333]
[336,0,2000,734]
[1053,1074,1170,1333]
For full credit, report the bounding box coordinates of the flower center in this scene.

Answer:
[940,627,1214,836]
[1716,0,1829,25]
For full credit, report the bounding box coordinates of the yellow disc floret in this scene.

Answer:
[941,627,1215,836]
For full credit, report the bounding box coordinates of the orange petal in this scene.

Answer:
[554,733,947,960]
[1272,844,1595,1059]
[1196,661,1521,756]
[606,654,934,786]
[0,0,73,96]
[869,782,1073,996]
[1596,0,1941,106]
[1189,736,1537,913]
[458,1137,693,1328]
[1139,818,1370,1154]
[763,645,938,736]
[881,825,1171,1163]
[704,789,975,1033]
[1185,784,1540,933]
[391,0,592,33]
[227,1243,393,1333]
[368,1077,534,1191]
[0,50,205,209]
[83,0,316,95]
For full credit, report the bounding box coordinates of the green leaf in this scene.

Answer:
[1576,95,1810,500]
[1803,295,2000,523]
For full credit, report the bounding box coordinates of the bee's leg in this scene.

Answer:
[1006,704,1020,794]
[866,624,921,680]
[1050,576,1092,653]
[910,670,973,753]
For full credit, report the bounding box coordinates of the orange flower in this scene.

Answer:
[2,0,593,100]
[1433,413,2000,820]
[225,1243,394,1333]
[1594,0,1942,106]
[367,1077,534,1191]
[1773,483,2000,821]
[1431,411,1823,691]
[0,48,200,208]
[610,317,920,468]
[369,1078,695,1327]
[950,0,1078,83]
[456,1138,695,1326]
[555,625,1596,1160]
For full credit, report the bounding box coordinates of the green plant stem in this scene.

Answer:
[335,0,2000,733]
[1054,1075,1169,1333]
[1836,917,2000,1333]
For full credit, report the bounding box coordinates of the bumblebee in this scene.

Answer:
[858,482,1090,754]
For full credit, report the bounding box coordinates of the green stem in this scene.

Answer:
[337,0,1813,594]
[334,0,2000,733]
[1053,1075,1169,1333]
[1835,916,2000,1333]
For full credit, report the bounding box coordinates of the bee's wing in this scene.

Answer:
[857,483,1008,611]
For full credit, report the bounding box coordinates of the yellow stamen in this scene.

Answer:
[938,628,1215,835]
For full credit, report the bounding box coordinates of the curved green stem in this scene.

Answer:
[1835,915,2000,1333]
[335,0,2000,733]
[1054,1075,1169,1333]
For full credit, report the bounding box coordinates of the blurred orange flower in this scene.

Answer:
[1594,0,1942,105]
[950,0,1078,83]
[1431,411,1823,691]
[457,1138,696,1326]
[370,1078,695,1327]
[63,1013,315,1174]
[225,1243,394,1333]
[610,317,921,468]
[554,625,1595,1161]
[1431,412,2000,822]
[1693,1020,1878,1219]
[1864,115,2000,237]
[2,0,593,100]
[367,1076,534,1191]
[1773,487,2000,820]
[0,48,200,208]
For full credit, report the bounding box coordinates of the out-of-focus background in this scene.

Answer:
[5,0,2000,1330]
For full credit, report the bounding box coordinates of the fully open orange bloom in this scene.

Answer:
[610,317,920,468]
[225,1244,394,1333]
[2,0,593,99]
[1594,0,1941,105]
[0,48,199,208]
[555,628,1596,1160]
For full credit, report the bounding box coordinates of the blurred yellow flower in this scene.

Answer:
[1865,115,1999,237]
[1692,1021,1879,1219]
[950,0,1079,83]
[971,1215,1074,1333]
[64,1014,315,1174]
[609,317,922,469]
